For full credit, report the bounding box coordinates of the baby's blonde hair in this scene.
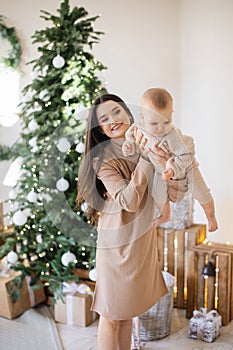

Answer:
[141,88,173,109]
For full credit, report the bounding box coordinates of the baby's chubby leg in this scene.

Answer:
[154,201,171,228]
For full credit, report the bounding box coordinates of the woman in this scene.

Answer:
[77,94,186,350]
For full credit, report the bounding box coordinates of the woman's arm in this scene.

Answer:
[97,156,153,212]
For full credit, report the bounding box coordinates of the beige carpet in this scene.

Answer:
[57,308,233,350]
[0,305,63,350]
[145,324,233,349]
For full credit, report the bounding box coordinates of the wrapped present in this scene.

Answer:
[201,310,222,343]
[0,270,45,319]
[188,309,222,343]
[54,282,98,327]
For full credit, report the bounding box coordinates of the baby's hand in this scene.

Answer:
[122,141,135,157]
[162,168,174,180]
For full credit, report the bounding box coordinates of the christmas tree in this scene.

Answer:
[0,0,107,301]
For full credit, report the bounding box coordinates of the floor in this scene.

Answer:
[56,308,233,350]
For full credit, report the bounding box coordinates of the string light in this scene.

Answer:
[214,255,219,309]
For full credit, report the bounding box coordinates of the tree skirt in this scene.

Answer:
[0,305,63,350]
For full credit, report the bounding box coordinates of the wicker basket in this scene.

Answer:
[138,271,175,341]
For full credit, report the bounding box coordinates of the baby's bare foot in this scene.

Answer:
[208,216,218,232]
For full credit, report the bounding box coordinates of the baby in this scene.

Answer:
[122,88,218,232]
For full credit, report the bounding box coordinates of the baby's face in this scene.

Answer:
[141,101,173,137]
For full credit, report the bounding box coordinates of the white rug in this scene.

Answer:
[0,305,63,350]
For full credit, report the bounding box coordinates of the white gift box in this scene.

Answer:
[188,309,222,343]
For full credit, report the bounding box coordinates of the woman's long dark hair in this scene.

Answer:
[76,94,134,224]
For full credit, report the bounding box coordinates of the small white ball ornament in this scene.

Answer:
[32,145,39,153]
[29,136,37,147]
[76,142,85,153]
[56,177,69,192]
[27,191,38,203]
[28,119,38,131]
[39,89,50,102]
[16,156,24,165]
[89,267,97,282]
[36,234,43,244]
[61,251,77,267]
[13,210,27,226]
[57,138,71,153]
[7,251,18,264]
[74,105,88,120]
[52,54,65,69]
[8,189,17,200]
[81,202,88,212]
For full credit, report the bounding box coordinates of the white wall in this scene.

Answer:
[1,0,233,243]
[179,0,233,242]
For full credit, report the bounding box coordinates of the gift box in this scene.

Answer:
[188,309,222,343]
[0,270,45,319]
[54,282,98,327]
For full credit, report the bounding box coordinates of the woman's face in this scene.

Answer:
[96,101,131,139]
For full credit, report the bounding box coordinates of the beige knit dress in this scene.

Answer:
[91,138,168,320]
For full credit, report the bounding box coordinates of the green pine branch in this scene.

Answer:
[2,0,106,303]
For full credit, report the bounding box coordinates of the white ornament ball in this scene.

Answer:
[29,136,37,147]
[32,145,39,153]
[74,105,88,120]
[15,156,24,165]
[61,251,77,267]
[57,138,71,153]
[13,210,27,226]
[76,142,85,153]
[28,119,38,131]
[89,268,97,282]
[36,234,43,244]
[52,54,65,69]
[39,89,50,102]
[27,191,38,203]
[9,189,17,200]
[56,177,69,192]
[81,202,88,212]
[7,251,18,264]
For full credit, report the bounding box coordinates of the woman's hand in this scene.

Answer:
[148,144,171,167]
